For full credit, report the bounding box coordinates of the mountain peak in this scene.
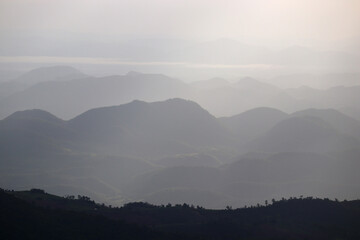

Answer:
[238,107,288,117]
[4,109,63,123]
[20,66,83,78]
[126,71,143,76]
[15,66,86,84]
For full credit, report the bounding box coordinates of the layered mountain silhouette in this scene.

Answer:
[219,107,288,143]
[247,116,359,153]
[0,99,232,204]
[14,65,87,84]
[0,70,189,119]
[67,98,233,158]
[0,66,87,99]
[1,96,360,207]
[0,98,235,163]
[293,108,360,138]
[2,66,360,120]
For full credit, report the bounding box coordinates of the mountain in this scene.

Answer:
[248,116,360,153]
[0,108,156,203]
[190,77,360,118]
[233,77,279,92]
[68,98,233,158]
[3,189,360,240]
[0,66,87,99]
[0,99,235,203]
[216,152,338,204]
[155,153,221,168]
[14,66,87,84]
[143,188,230,208]
[292,108,360,139]
[219,107,288,144]
[0,190,171,240]
[329,148,360,191]
[0,110,80,169]
[0,81,27,99]
[5,108,64,123]
[0,109,75,164]
[189,77,285,117]
[270,73,360,89]
[285,85,360,115]
[124,165,225,208]
[0,98,234,161]
[125,149,360,208]
[339,107,360,122]
[222,152,333,184]
[3,66,360,120]
[128,165,221,196]
[190,77,230,90]
[2,101,360,207]
[0,72,190,119]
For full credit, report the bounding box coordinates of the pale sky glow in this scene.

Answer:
[0,0,359,81]
[1,0,359,49]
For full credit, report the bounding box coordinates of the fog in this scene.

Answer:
[1,0,360,83]
[1,0,360,49]
[1,0,360,208]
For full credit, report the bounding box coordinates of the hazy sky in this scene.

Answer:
[1,0,359,50]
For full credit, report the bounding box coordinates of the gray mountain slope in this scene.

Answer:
[292,108,360,139]
[247,116,359,153]
[68,98,234,158]
[0,72,189,120]
[0,66,87,99]
[219,107,288,144]
[14,65,87,84]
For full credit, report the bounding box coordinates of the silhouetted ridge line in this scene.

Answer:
[2,189,360,240]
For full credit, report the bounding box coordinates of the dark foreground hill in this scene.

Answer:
[1,189,360,240]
